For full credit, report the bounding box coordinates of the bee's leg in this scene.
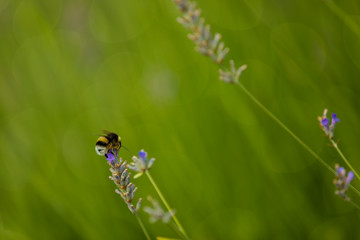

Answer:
[105,145,111,157]
[113,148,119,157]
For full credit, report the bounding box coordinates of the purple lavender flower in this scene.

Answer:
[105,148,119,162]
[106,152,116,162]
[331,113,340,128]
[139,150,147,161]
[318,109,340,139]
[128,149,156,178]
[346,171,355,186]
[334,164,354,201]
[321,118,329,131]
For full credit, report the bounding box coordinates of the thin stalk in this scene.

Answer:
[235,81,333,172]
[136,214,152,240]
[235,81,360,196]
[350,185,360,196]
[331,139,360,180]
[349,200,360,211]
[145,171,190,240]
[168,220,185,239]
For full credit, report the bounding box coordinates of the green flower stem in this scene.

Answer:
[136,214,152,240]
[145,171,190,240]
[350,184,360,197]
[331,139,360,180]
[168,220,185,239]
[349,200,360,210]
[235,81,333,171]
[234,81,360,196]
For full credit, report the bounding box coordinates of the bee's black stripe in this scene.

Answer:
[96,141,107,147]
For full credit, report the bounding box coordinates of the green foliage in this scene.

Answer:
[1,0,360,239]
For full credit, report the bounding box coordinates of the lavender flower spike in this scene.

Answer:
[334,164,355,201]
[108,157,142,215]
[128,149,156,179]
[174,0,229,64]
[173,0,246,84]
[318,109,340,139]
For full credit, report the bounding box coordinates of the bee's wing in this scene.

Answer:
[101,130,112,135]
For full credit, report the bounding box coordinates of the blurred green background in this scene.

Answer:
[1,0,360,239]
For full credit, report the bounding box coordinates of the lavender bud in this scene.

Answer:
[136,198,142,212]
[334,164,355,201]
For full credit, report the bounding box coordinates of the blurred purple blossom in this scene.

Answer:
[331,113,340,128]
[334,164,354,201]
[318,109,340,139]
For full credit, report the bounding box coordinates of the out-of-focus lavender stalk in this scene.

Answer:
[318,109,360,180]
[173,0,247,84]
[171,0,360,210]
[333,164,360,210]
[171,0,332,173]
[334,164,354,201]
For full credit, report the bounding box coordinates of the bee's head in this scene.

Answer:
[95,145,107,156]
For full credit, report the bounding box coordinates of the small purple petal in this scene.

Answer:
[337,167,345,176]
[138,150,147,161]
[346,171,355,184]
[330,114,340,129]
[331,113,340,123]
[107,152,115,162]
[321,118,329,127]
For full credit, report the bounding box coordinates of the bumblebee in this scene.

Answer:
[95,130,121,157]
